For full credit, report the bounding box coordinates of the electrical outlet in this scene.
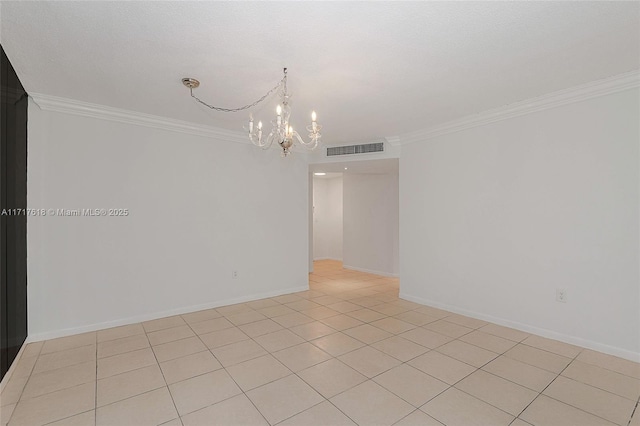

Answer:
[232,270,238,279]
[556,288,567,303]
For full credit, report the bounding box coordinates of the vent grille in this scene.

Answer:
[326,142,384,156]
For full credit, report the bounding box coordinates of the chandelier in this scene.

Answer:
[182,68,321,157]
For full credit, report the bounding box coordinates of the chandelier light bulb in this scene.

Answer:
[311,111,317,122]
[258,121,262,129]
[276,105,282,116]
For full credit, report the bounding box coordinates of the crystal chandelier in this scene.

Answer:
[182,68,321,157]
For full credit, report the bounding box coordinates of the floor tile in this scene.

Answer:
[311,333,365,357]
[210,339,267,367]
[459,330,517,354]
[142,316,186,333]
[159,350,221,384]
[444,314,488,329]
[298,358,367,398]
[479,323,530,342]
[254,329,304,352]
[189,317,234,335]
[409,351,476,385]
[393,311,440,326]
[272,343,333,372]
[40,333,96,355]
[331,380,414,426]
[21,341,44,358]
[96,364,165,407]
[226,310,267,326]
[562,360,640,400]
[400,328,453,349]
[246,375,324,424]
[97,347,157,379]
[343,324,392,344]
[421,387,514,426]
[238,319,283,338]
[520,394,617,426]
[285,299,322,311]
[96,387,177,426]
[271,294,303,304]
[522,335,583,358]
[412,306,450,319]
[436,340,498,368]
[279,400,356,426]
[0,375,28,406]
[180,308,221,324]
[147,325,195,346]
[9,382,95,426]
[152,336,207,363]
[246,298,281,310]
[424,320,473,338]
[272,312,315,328]
[300,306,342,320]
[371,336,430,362]
[199,327,249,349]
[1,403,15,425]
[320,314,364,331]
[97,334,149,359]
[327,301,362,314]
[371,304,410,316]
[393,410,444,425]
[544,375,636,424]
[370,317,416,334]
[216,303,253,316]
[339,346,401,378]
[374,364,449,407]
[504,343,572,373]
[576,349,640,379]
[257,305,297,318]
[482,355,557,392]
[181,394,268,426]
[47,410,95,426]
[349,297,384,308]
[455,370,537,416]
[169,369,242,416]
[347,308,388,322]
[290,321,337,340]
[5,355,37,380]
[22,360,96,399]
[96,323,144,343]
[226,354,291,391]
[33,343,95,375]
[312,295,343,306]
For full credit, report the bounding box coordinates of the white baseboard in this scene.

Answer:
[0,341,27,392]
[27,285,309,343]
[343,264,399,278]
[400,292,640,363]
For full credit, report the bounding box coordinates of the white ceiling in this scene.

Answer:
[1,2,638,145]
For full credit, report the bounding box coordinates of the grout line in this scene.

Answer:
[144,324,183,424]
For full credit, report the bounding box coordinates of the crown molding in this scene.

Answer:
[399,70,640,145]
[29,93,248,144]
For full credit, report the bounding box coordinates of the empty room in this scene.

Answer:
[0,2,638,425]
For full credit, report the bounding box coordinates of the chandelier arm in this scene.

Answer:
[189,76,285,113]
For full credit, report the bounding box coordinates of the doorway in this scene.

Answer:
[310,159,399,278]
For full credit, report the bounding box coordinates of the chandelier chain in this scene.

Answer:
[189,76,286,113]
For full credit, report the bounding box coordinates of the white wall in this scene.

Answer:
[27,101,309,340]
[343,173,399,276]
[312,176,343,261]
[400,88,639,360]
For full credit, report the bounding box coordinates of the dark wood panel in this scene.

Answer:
[0,44,28,381]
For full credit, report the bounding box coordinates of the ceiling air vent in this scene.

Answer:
[326,142,384,156]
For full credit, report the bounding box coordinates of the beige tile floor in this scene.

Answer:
[1,259,639,425]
